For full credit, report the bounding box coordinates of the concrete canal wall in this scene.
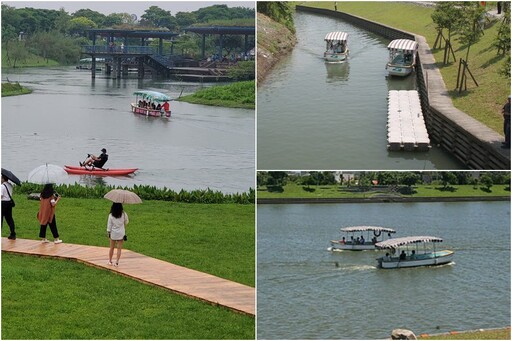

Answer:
[296,5,510,170]
[257,196,510,204]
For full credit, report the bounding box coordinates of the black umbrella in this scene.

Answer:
[1,168,21,185]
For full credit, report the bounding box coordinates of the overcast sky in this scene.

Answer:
[3,1,255,17]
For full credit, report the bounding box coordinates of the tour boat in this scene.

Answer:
[324,32,349,62]
[328,226,396,251]
[375,236,454,269]
[385,39,418,77]
[131,90,172,117]
[64,165,138,176]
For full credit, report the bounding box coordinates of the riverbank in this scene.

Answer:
[257,183,510,203]
[1,81,32,96]
[418,326,511,340]
[257,12,297,84]
[178,80,255,109]
[298,2,509,135]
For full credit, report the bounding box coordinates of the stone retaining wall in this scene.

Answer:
[296,5,510,170]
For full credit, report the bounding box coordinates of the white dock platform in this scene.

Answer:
[387,90,430,151]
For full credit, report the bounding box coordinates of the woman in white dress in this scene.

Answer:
[107,203,129,266]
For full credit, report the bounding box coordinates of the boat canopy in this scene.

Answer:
[376,236,443,249]
[325,31,348,42]
[133,90,171,102]
[387,39,418,52]
[340,226,396,233]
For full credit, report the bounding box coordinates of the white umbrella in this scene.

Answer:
[28,164,68,184]
[104,189,142,204]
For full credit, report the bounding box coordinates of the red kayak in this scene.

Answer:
[64,165,138,176]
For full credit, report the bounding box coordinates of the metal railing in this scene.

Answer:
[82,45,155,55]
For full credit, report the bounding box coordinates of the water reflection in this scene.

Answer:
[324,61,350,83]
[386,72,417,91]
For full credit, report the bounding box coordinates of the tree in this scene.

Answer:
[5,40,29,68]
[140,6,177,30]
[176,12,197,28]
[67,16,97,35]
[257,2,295,33]
[431,2,459,64]
[455,2,485,92]
[72,9,106,27]
[479,174,493,191]
[440,172,458,189]
[267,172,288,187]
[494,5,511,55]
[402,172,419,188]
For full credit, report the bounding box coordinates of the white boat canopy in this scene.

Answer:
[387,39,418,52]
[340,226,396,233]
[376,236,443,249]
[325,31,348,42]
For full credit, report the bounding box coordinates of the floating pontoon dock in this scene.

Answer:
[387,90,430,151]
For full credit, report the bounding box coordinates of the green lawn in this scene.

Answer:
[419,328,511,340]
[2,195,255,286]
[298,2,510,134]
[1,49,60,68]
[2,195,255,339]
[178,80,255,109]
[257,183,510,199]
[2,253,254,340]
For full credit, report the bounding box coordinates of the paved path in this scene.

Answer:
[1,238,255,316]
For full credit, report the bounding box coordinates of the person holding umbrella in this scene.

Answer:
[107,203,129,266]
[1,171,19,240]
[37,184,63,244]
[104,189,141,266]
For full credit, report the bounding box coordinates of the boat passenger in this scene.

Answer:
[356,237,360,245]
[383,253,391,261]
[410,250,416,260]
[360,235,365,245]
[156,103,162,110]
[371,236,377,244]
[81,148,109,169]
[350,236,354,244]
[340,236,346,244]
[162,101,170,113]
[399,250,407,261]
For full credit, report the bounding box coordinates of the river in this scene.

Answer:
[257,201,510,339]
[2,67,254,193]
[257,11,464,170]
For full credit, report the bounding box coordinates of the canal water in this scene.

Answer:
[257,202,510,339]
[2,67,254,193]
[257,11,464,170]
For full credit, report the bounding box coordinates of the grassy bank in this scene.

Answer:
[1,50,59,68]
[2,194,255,286]
[419,327,511,340]
[2,253,254,339]
[178,80,255,109]
[257,183,510,199]
[1,82,32,96]
[297,2,510,134]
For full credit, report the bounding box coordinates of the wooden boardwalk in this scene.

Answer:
[1,238,255,316]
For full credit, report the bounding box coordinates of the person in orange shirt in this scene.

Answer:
[38,184,62,244]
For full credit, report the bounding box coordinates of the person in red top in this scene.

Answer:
[162,101,170,113]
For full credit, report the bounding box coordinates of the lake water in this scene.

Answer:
[257,201,510,339]
[2,67,254,193]
[257,11,464,170]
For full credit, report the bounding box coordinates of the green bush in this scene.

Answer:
[18,182,254,204]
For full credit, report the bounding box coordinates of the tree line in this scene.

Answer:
[2,4,255,67]
[258,171,511,190]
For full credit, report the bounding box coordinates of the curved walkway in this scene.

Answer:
[1,238,255,316]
